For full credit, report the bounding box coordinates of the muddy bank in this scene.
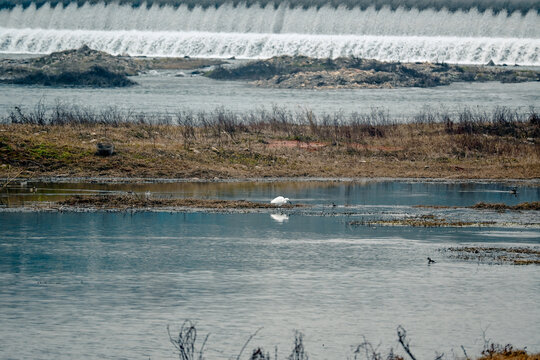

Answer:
[205,55,540,89]
[0,194,301,212]
[57,194,299,210]
[0,46,224,87]
[0,46,141,87]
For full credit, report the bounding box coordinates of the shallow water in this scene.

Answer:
[2,179,538,206]
[1,70,539,118]
[1,181,539,359]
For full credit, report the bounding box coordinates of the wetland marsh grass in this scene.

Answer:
[1,105,538,179]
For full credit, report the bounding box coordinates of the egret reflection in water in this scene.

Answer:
[270,213,289,223]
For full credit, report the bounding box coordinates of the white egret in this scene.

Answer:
[270,196,290,206]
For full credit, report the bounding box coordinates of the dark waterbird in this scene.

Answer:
[427,257,436,264]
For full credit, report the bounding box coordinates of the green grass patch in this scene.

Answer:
[29,143,66,160]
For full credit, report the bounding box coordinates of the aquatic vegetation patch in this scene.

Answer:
[414,202,540,211]
[472,201,540,211]
[444,246,540,265]
[51,194,303,210]
[351,215,496,228]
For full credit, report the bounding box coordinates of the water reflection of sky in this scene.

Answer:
[0,211,539,359]
[2,180,538,207]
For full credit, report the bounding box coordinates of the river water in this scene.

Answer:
[1,70,540,119]
[1,180,539,359]
[1,2,539,358]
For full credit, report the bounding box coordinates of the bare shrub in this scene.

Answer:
[397,326,417,360]
[251,348,271,360]
[288,331,308,360]
[167,320,209,360]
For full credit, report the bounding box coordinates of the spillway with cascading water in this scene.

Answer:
[0,0,539,65]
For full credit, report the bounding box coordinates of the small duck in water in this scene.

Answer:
[427,257,436,264]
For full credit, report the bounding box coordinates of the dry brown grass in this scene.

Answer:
[480,353,540,360]
[1,108,538,180]
[479,344,540,360]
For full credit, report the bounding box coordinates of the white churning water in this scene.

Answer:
[0,1,539,64]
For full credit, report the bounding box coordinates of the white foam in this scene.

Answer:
[1,3,539,38]
[0,2,539,64]
[1,28,538,65]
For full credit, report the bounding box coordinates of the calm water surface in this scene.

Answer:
[1,71,539,118]
[3,179,538,206]
[1,181,539,359]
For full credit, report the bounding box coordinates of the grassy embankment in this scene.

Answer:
[1,106,538,180]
